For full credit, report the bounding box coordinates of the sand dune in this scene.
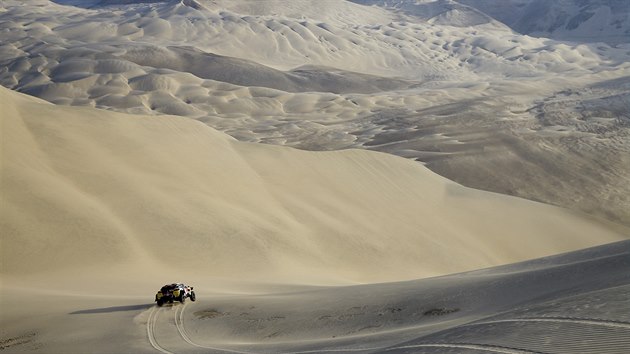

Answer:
[1,85,628,352]
[2,0,630,226]
[2,86,627,285]
[352,0,508,28]
[358,0,630,45]
[121,46,413,94]
[2,233,628,352]
[2,1,630,349]
[168,241,630,354]
[458,0,630,45]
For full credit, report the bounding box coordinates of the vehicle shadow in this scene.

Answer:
[69,304,154,314]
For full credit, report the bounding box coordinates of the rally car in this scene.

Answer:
[155,283,196,306]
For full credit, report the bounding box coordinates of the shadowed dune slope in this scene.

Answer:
[121,46,412,94]
[171,241,630,354]
[1,87,627,283]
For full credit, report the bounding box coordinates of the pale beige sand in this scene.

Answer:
[1,240,628,353]
[2,1,629,226]
[2,2,629,352]
[1,84,629,353]
[1,86,627,285]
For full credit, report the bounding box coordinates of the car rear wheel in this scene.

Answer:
[190,291,196,302]
[157,299,164,307]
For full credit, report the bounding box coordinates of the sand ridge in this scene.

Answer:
[1,2,630,351]
[1,86,627,285]
[2,0,629,225]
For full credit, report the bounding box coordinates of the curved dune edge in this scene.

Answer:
[1,86,627,284]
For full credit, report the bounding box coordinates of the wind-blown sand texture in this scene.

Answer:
[1,85,629,352]
[2,1,630,353]
[2,86,627,283]
[1,0,629,225]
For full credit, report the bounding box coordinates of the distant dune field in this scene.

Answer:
[1,0,629,226]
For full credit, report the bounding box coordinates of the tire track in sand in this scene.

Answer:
[173,303,253,354]
[471,316,630,329]
[147,306,173,354]
[173,303,383,354]
[169,304,540,354]
[166,306,611,354]
[385,343,544,353]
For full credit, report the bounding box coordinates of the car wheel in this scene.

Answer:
[190,291,196,302]
[180,294,186,303]
[157,299,163,307]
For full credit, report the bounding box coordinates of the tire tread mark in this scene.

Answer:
[147,306,173,354]
[385,343,547,354]
[470,316,630,329]
[174,303,254,354]
[174,305,382,353]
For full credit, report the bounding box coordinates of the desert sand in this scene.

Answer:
[1,0,629,225]
[2,1,630,353]
[1,84,629,353]
[2,240,629,353]
[2,86,627,282]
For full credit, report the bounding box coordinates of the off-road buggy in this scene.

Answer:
[155,283,196,306]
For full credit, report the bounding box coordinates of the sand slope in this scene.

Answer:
[2,0,630,227]
[1,86,627,284]
[1,238,628,353]
[457,0,630,45]
[171,241,630,354]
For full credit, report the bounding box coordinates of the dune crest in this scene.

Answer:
[1,87,627,284]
